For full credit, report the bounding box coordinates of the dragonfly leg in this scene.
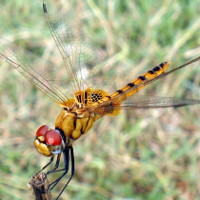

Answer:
[47,153,62,174]
[48,146,70,191]
[37,156,54,174]
[55,146,75,200]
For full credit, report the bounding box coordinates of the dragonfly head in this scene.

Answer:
[34,125,65,157]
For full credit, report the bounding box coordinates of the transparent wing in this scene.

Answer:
[0,38,69,106]
[88,95,200,116]
[43,0,112,93]
[0,0,113,107]
[120,95,200,109]
[88,56,200,115]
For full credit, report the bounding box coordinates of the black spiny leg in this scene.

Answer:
[47,153,62,174]
[48,146,70,191]
[37,155,55,174]
[55,146,75,200]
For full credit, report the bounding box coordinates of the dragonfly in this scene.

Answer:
[0,0,200,199]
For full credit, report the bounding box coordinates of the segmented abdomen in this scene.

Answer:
[111,61,170,99]
[91,61,170,115]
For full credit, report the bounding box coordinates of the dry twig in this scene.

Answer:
[28,172,52,200]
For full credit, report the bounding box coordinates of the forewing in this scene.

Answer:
[0,38,69,106]
[43,0,112,93]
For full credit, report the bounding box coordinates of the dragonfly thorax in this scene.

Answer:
[54,108,102,141]
[74,88,109,107]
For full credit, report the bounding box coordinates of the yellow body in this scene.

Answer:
[55,109,102,140]
[55,62,170,140]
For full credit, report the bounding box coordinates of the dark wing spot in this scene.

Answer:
[103,102,114,114]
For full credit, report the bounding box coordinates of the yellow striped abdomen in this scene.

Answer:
[110,61,170,99]
[92,61,170,115]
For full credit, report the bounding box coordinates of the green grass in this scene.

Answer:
[0,0,200,200]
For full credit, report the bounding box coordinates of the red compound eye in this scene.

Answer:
[36,125,49,137]
[45,130,62,146]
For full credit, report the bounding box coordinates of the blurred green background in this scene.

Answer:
[0,0,200,200]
